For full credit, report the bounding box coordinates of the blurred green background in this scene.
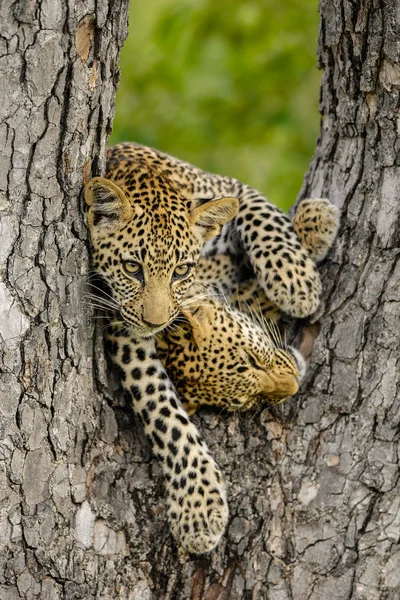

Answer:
[110,0,320,211]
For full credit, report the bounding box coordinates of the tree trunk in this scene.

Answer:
[0,1,130,598]
[1,1,399,600]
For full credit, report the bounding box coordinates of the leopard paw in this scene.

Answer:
[293,198,339,262]
[168,455,228,554]
[257,252,322,319]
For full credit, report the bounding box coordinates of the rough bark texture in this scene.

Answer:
[0,1,130,598]
[1,0,399,599]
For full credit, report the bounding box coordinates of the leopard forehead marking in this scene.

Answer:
[107,163,195,253]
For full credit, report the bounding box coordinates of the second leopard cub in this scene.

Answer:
[157,199,339,414]
[157,291,306,414]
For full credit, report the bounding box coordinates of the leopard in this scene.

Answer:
[156,289,307,415]
[84,142,337,554]
[156,199,339,415]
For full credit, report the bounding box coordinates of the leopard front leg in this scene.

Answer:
[231,185,322,318]
[200,198,339,320]
[202,184,323,318]
[106,331,228,554]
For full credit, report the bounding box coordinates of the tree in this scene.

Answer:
[1,1,399,599]
[0,2,131,598]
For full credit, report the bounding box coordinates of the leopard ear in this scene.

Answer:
[191,197,239,241]
[181,304,215,348]
[84,177,133,227]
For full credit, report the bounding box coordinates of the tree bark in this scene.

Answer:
[1,1,399,599]
[0,1,130,598]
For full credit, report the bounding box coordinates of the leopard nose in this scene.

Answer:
[142,317,168,329]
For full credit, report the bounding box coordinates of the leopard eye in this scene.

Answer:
[173,263,193,279]
[247,353,262,370]
[123,261,142,278]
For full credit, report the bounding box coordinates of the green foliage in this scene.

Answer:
[111,0,320,211]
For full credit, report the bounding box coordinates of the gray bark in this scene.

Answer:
[1,0,399,599]
[0,1,131,598]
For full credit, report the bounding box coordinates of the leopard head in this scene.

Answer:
[84,169,238,337]
[156,294,306,414]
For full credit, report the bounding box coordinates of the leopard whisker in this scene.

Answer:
[181,293,215,307]
[181,297,212,306]
[244,301,276,348]
[86,282,117,302]
[111,323,130,337]
[84,291,118,304]
[85,303,118,314]
[216,404,232,420]
[85,272,104,282]
[259,312,282,349]
[260,316,278,345]
[270,318,284,348]
[84,295,120,311]
[165,322,186,336]
[181,302,216,311]
[171,318,187,325]
[85,302,115,313]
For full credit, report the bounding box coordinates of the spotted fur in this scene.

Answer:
[195,198,340,319]
[156,291,306,415]
[157,199,339,414]
[101,143,324,320]
[105,331,228,553]
[84,142,338,554]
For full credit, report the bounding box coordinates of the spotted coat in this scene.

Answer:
[84,144,339,554]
